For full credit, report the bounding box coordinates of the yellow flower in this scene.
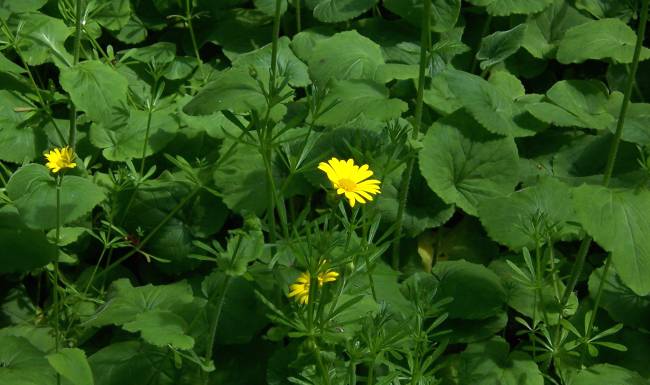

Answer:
[45,146,77,173]
[318,157,381,207]
[288,266,340,305]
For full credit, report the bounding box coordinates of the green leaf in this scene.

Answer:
[574,0,637,20]
[233,36,309,87]
[311,80,408,126]
[47,348,94,385]
[92,0,132,30]
[467,0,553,16]
[605,93,650,145]
[311,0,377,23]
[60,61,129,126]
[432,260,506,319]
[14,13,73,67]
[375,164,454,237]
[478,177,579,250]
[6,164,106,230]
[443,69,545,137]
[88,341,176,385]
[526,80,615,129]
[114,15,147,44]
[569,364,648,385]
[423,74,463,115]
[183,68,280,115]
[384,0,460,32]
[253,0,288,16]
[89,105,179,161]
[477,24,527,70]
[84,279,194,326]
[557,18,650,64]
[123,310,194,350]
[122,42,176,64]
[0,335,55,385]
[0,89,48,163]
[0,0,47,19]
[0,206,57,273]
[418,110,520,216]
[588,265,650,330]
[448,337,544,385]
[308,31,384,87]
[573,185,650,296]
[201,272,268,344]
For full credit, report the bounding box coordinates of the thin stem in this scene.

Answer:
[68,0,85,148]
[139,102,155,176]
[392,0,430,270]
[269,0,283,93]
[185,0,202,66]
[312,337,331,385]
[602,0,648,187]
[295,0,301,33]
[54,175,62,385]
[585,255,612,340]
[559,236,590,308]
[205,275,231,362]
[367,364,374,385]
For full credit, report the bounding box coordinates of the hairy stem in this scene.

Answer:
[54,175,62,385]
[392,0,430,270]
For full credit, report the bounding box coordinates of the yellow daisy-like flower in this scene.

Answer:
[44,146,77,173]
[318,157,381,207]
[288,267,340,305]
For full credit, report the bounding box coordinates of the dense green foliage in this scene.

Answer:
[0,0,649,384]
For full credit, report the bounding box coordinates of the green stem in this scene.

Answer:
[603,0,648,187]
[312,337,331,385]
[139,102,155,177]
[185,0,202,66]
[392,0,430,270]
[585,255,612,340]
[54,175,62,385]
[68,0,84,148]
[295,0,301,33]
[205,275,231,362]
[367,363,374,385]
[269,0,282,94]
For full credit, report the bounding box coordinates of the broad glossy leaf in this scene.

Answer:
[443,69,545,137]
[574,0,637,20]
[89,105,179,161]
[92,0,132,30]
[478,177,579,250]
[588,265,650,330]
[527,80,615,129]
[605,93,650,145]
[14,13,73,67]
[253,0,287,16]
[384,0,460,32]
[47,348,94,385]
[311,0,377,23]
[432,260,506,319]
[233,37,309,87]
[0,90,47,163]
[114,15,147,44]
[6,164,106,230]
[123,310,194,350]
[376,164,454,237]
[573,185,650,296]
[477,24,527,70]
[448,337,544,385]
[569,364,648,385]
[308,31,384,87]
[122,42,176,64]
[522,0,591,59]
[467,0,553,16]
[0,206,56,273]
[0,335,55,385]
[60,61,129,126]
[183,68,282,115]
[557,18,650,64]
[85,279,194,333]
[312,80,408,126]
[418,110,520,216]
[89,341,176,385]
[0,0,47,19]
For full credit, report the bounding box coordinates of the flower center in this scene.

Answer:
[338,178,357,192]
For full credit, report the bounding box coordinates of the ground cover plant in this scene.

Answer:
[0,0,649,384]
